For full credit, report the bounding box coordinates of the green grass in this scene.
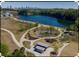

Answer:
[26,51,35,57]
[0,43,10,56]
[23,41,31,49]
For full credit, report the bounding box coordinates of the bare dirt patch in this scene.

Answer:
[1,17,36,41]
[1,30,19,53]
[60,41,78,56]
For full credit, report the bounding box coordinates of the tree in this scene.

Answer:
[75,18,79,32]
[10,49,19,57]
[9,47,25,57]
[0,43,9,56]
[26,51,35,57]
[18,47,25,56]
[66,18,79,31]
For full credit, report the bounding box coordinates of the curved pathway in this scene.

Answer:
[20,24,64,47]
[1,28,21,48]
[57,43,69,56]
[1,17,68,56]
[1,28,37,56]
[1,25,66,56]
[19,24,41,46]
[19,24,65,56]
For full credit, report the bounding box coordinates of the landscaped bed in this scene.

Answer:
[26,51,35,57]
[59,31,78,43]
[25,32,38,40]
[24,25,61,41]
[23,41,31,49]
[28,25,60,38]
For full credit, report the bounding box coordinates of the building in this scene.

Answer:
[1,11,13,17]
[34,42,49,53]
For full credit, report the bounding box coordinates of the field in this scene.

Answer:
[60,41,78,56]
[1,17,37,41]
[1,31,19,53]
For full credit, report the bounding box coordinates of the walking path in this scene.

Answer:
[19,24,64,48]
[1,17,74,56]
[19,24,65,56]
[1,28,39,56]
[1,28,21,48]
[1,25,67,56]
[57,43,70,56]
[19,24,41,47]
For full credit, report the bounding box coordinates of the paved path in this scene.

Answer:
[57,43,70,56]
[1,28,37,56]
[19,24,64,56]
[19,24,41,46]
[1,28,21,48]
[20,24,64,47]
[10,17,57,56]
[1,17,69,56]
[1,25,65,56]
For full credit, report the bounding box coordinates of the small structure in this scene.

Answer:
[1,11,13,17]
[34,42,49,53]
[64,31,75,36]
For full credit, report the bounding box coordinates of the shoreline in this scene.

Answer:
[11,16,51,27]
[11,16,64,30]
[11,17,36,24]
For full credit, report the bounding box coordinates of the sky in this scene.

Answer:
[1,1,78,9]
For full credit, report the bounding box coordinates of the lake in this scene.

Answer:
[17,15,64,27]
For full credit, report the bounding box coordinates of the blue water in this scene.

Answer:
[18,15,64,27]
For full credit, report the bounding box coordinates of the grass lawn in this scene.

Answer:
[26,51,35,57]
[23,41,31,49]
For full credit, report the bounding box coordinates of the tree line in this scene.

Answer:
[18,8,78,31]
